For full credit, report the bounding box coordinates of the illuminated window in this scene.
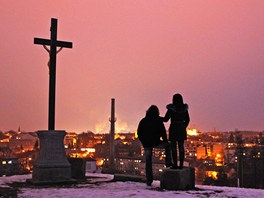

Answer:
[2,161,7,165]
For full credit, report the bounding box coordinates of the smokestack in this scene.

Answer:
[109,98,116,171]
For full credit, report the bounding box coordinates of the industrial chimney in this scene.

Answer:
[109,98,116,171]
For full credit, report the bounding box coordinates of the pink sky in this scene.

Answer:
[1,0,264,133]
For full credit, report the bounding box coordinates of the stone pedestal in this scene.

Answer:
[68,158,86,179]
[160,167,195,190]
[30,130,74,184]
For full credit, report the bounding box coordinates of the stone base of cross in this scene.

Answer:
[27,130,75,184]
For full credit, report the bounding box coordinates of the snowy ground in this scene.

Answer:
[0,173,263,198]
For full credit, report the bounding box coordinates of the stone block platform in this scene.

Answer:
[160,167,195,190]
[68,158,86,179]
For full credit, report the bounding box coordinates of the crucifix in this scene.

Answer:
[43,45,63,73]
[34,18,73,131]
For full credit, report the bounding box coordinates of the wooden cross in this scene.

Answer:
[34,18,73,131]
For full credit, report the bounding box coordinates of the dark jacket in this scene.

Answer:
[163,104,190,141]
[137,116,167,148]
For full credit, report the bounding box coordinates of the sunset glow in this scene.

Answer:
[1,1,264,133]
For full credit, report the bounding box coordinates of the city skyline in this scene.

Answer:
[1,1,264,133]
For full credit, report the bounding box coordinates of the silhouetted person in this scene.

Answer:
[137,105,172,187]
[163,94,190,169]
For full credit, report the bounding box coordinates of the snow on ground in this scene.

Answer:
[0,174,31,187]
[0,173,263,198]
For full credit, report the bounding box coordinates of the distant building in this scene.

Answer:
[0,158,19,176]
[110,156,143,175]
[0,146,12,158]
[197,142,224,166]
[64,132,77,148]
[224,143,236,164]
[239,146,264,189]
[185,140,197,159]
[0,132,9,143]
[85,157,100,173]
[9,132,38,151]
[77,132,96,148]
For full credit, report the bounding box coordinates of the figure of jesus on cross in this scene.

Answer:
[42,45,63,73]
[34,18,73,131]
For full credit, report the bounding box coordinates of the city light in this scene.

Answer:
[0,129,263,188]
[206,171,218,180]
[80,148,96,153]
[187,128,198,136]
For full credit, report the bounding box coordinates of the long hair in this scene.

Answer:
[173,93,184,108]
[146,105,159,118]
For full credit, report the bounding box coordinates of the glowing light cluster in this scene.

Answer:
[187,128,198,136]
[114,133,125,140]
[80,148,95,153]
[206,171,218,180]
